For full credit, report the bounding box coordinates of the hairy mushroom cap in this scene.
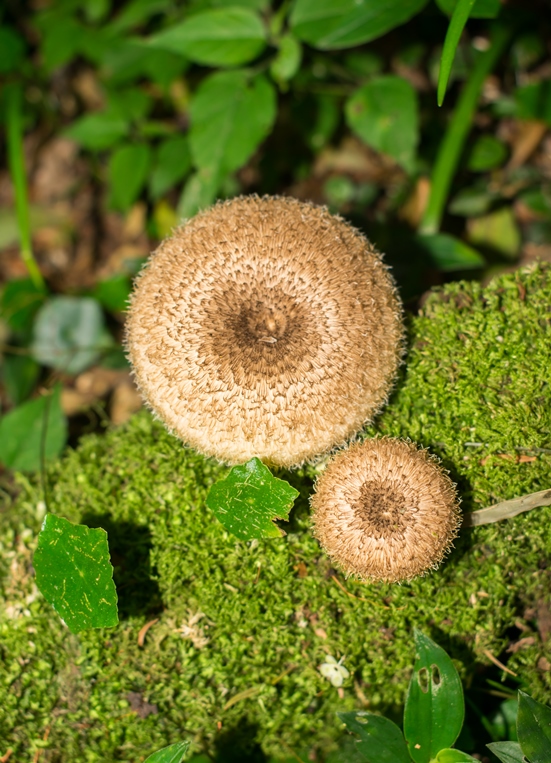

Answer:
[311,438,461,582]
[126,195,404,467]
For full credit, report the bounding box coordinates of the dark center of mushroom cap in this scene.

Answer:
[353,479,411,538]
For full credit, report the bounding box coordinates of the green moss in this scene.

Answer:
[1,263,551,762]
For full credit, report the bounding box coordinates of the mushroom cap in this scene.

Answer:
[126,195,404,467]
[311,438,461,582]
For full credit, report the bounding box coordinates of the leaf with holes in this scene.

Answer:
[403,630,465,763]
[206,457,299,540]
[486,742,525,763]
[34,514,119,634]
[339,711,410,763]
[144,741,190,763]
[517,691,551,763]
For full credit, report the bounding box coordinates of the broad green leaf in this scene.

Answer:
[436,0,501,18]
[103,39,186,87]
[467,207,521,259]
[150,136,191,199]
[34,514,119,634]
[417,233,484,271]
[403,631,465,763]
[345,76,418,172]
[449,186,497,217]
[290,0,429,50]
[64,112,128,151]
[31,296,109,375]
[92,275,132,313]
[517,691,551,763]
[338,711,410,763]
[270,34,302,83]
[205,457,299,540]
[437,0,476,106]
[0,385,67,472]
[108,143,151,212]
[149,7,266,67]
[144,742,190,763]
[108,0,173,34]
[486,742,525,763]
[189,70,276,177]
[435,750,479,762]
[0,26,26,74]
[0,278,46,334]
[177,168,220,219]
[2,354,40,406]
[467,135,508,171]
[106,87,152,122]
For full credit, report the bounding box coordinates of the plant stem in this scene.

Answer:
[5,82,45,291]
[420,24,512,236]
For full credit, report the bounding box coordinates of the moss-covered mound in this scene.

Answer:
[2,264,551,762]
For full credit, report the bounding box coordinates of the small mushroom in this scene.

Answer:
[126,196,404,467]
[311,438,461,582]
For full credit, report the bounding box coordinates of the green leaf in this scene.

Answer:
[205,457,299,540]
[338,711,410,763]
[514,81,551,125]
[0,26,26,74]
[403,631,465,763]
[64,112,129,151]
[150,136,191,199]
[290,0,429,50]
[435,0,501,18]
[270,34,302,83]
[177,168,220,219]
[437,0,476,106]
[34,514,119,634]
[417,233,485,271]
[144,742,190,763]
[189,70,276,177]
[2,354,40,406]
[467,207,521,259]
[517,691,551,763]
[467,135,508,171]
[108,143,151,212]
[149,7,266,67]
[31,296,109,375]
[92,275,132,313]
[435,750,480,762]
[345,76,418,172]
[486,742,525,763]
[0,278,47,335]
[0,385,67,472]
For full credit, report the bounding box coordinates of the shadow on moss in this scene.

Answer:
[80,511,162,619]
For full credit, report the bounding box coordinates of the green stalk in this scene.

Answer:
[5,82,45,290]
[420,24,512,236]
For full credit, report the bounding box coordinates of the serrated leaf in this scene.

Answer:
[206,457,299,540]
[34,514,119,634]
[403,631,465,763]
[108,143,151,212]
[189,70,276,176]
[345,76,418,172]
[517,691,551,763]
[149,7,266,67]
[417,233,485,271]
[31,296,109,375]
[338,711,410,763]
[0,385,67,472]
[290,0,429,50]
[486,742,525,763]
[144,742,190,763]
[435,749,480,762]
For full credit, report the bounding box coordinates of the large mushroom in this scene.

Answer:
[126,195,404,467]
[311,438,461,582]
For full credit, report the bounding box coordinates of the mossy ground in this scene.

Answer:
[1,264,551,762]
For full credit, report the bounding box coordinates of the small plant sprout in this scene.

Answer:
[126,195,404,467]
[319,655,350,688]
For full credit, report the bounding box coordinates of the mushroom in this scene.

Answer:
[126,195,404,467]
[311,438,460,582]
